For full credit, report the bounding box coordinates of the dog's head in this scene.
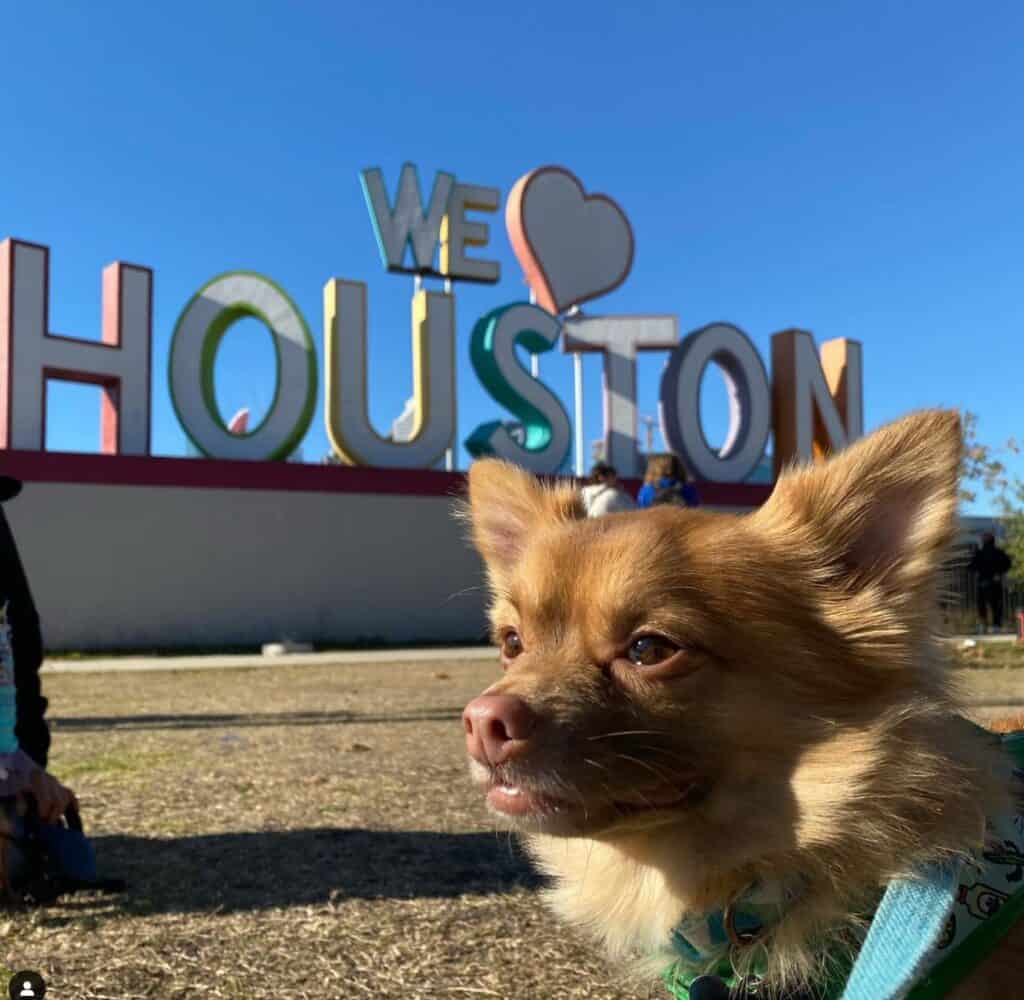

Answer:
[461,411,965,845]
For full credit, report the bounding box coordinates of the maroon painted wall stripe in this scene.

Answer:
[0,449,774,506]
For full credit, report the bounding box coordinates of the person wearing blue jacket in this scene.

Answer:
[636,453,700,509]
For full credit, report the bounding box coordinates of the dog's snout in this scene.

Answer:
[462,695,538,766]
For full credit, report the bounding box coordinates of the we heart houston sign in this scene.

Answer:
[0,162,863,483]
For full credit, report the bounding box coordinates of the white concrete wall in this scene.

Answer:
[6,482,490,651]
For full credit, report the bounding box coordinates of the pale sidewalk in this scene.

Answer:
[41,645,496,675]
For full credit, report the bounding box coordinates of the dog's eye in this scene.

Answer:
[501,630,523,660]
[626,635,679,667]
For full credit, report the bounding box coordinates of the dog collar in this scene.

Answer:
[664,731,1024,999]
[667,872,809,967]
[664,842,1024,1000]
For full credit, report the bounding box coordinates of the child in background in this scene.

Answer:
[636,454,700,509]
[581,463,636,517]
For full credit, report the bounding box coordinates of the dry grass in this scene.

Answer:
[1,659,660,1000]
[949,639,1024,670]
[947,643,1024,727]
[4,656,1023,999]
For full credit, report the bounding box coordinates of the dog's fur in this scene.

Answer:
[462,410,1024,998]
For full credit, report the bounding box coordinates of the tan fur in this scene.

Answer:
[987,712,1024,735]
[462,411,1021,997]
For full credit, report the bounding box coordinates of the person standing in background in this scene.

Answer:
[0,473,77,820]
[636,454,700,509]
[581,463,636,517]
[968,531,1012,632]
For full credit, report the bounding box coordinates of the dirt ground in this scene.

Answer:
[3,658,661,1000]
[2,657,1022,1000]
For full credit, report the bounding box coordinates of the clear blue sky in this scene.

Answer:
[2,2,1021,510]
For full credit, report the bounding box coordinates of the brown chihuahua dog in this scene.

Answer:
[461,411,1024,999]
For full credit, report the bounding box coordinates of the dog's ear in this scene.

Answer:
[753,410,962,607]
[465,459,583,578]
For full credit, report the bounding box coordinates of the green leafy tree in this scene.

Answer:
[960,411,1024,584]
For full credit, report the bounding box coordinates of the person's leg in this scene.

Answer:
[978,585,990,630]
[0,510,49,768]
[12,604,48,767]
[991,584,1005,630]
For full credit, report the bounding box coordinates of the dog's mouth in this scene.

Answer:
[486,783,565,817]
[479,771,705,831]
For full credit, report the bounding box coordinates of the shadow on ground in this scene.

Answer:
[44,828,544,920]
[50,709,464,731]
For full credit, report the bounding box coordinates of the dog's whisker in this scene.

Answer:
[597,780,621,815]
[444,583,489,604]
[559,775,591,829]
[584,759,628,813]
[608,751,678,787]
[586,730,673,742]
[632,744,694,770]
[581,832,596,893]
